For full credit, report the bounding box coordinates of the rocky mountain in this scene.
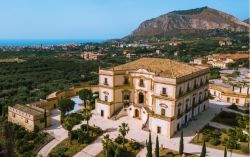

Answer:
[243,18,250,24]
[130,7,249,38]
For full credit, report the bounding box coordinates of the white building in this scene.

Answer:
[95,58,210,138]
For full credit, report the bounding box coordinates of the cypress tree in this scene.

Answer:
[224,146,227,157]
[155,136,159,157]
[44,108,47,128]
[147,132,152,157]
[200,141,206,157]
[179,131,184,155]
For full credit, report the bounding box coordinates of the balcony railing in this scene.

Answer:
[177,82,209,98]
[160,92,168,96]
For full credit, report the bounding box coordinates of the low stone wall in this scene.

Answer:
[45,85,99,110]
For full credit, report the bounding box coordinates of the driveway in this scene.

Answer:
[37,109,68,157]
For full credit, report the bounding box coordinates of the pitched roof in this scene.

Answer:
[208,54,249,59]
[109,58,207,78]
[12,104,43,116]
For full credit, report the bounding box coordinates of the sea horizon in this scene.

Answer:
[0,39,106,47]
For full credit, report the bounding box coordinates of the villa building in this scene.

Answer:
[80,51,103,60]
[95,58,210,138]
[8,104,51,131]
[209,84,249,107]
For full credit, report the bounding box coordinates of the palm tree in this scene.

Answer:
[81,109,92,134]
[63,121,73,145]
[118,123,130,148]
[79,89,93,108]
[102,134,111,157]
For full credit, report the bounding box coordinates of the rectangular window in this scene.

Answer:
[157,126,161,134]
[161,108,166,116]
[105,95,108,102]
[227,97,230,102]
[236,99,239,103]
[101,110,104,117]
[104,78,108,85]
[25,119,28,123]
[139,79,144,87]
[124,77,129,85]
[162,87,166,95]
[12,113,15,118]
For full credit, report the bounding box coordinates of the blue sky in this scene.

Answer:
[1,0,249,40]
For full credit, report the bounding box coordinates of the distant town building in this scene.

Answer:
[126,53,137,59]
[80,52,103,60]
[169,40,182,46]
[209,84,249,106]
[123,50,135,55]
[206,53,249,69]
[193,58,207,65]
[174,51,180,56]
[155,49,161,55]
[96,58,210,138]
[8,104,51,131]
[219,38,233,46]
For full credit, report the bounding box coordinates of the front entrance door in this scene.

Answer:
[134,109,139,118]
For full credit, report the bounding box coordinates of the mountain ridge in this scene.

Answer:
[129,7,249,38]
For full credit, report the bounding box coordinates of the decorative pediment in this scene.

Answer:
[160,103,168,108]
[103,91,109,95]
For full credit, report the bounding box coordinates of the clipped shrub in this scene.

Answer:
[115,134,123,144]
[240,144,250,154]
[239,134,248,142]
[80,124,88,131]
[202,134,210,142]
[165,152,175,157]
[129,142,141,150]
[210,138,221,146]
[228,103,238,110]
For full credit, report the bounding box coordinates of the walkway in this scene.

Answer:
[37,109,68,157]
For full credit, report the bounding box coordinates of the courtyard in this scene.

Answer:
[37,99,249,157]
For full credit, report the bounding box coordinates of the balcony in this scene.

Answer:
[103,82,109,86]
[160,91,168,97]
[177,112,184,119]
[96,98,113,106]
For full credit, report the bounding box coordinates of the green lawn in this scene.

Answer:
[49,125,103,157]
[49,138,87,157]
[96,139,143,157]
[191,125,249,155]
[212,111,240,127]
